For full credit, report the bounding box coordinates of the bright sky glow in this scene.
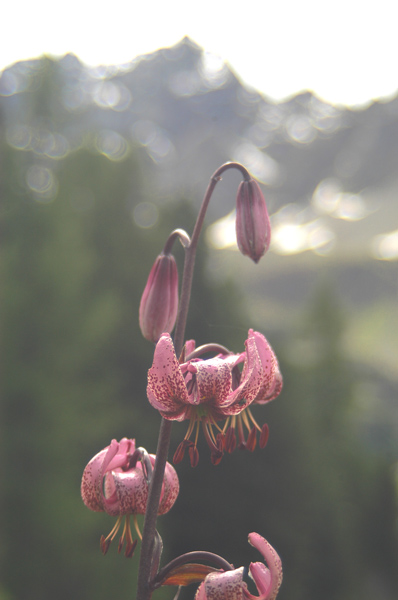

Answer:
[1,0,397,106]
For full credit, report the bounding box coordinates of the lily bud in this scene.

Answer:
[236,179,271,263]
[139,252,179,343]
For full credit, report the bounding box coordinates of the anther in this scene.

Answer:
[246,427,257,452]
[259,423,269,448]
[189,445,199,468]
[225,426,237,453]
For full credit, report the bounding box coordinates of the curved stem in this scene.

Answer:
[136,419,172,600]
[163,228,191,255]
[152,551,234,589]
[136,162,250,600]
[174,162,250,356]
[185,343,232,361]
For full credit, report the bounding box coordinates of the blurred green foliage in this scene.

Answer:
[1,63,397,600]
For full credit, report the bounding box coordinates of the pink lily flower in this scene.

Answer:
[81,438,179,556]
[195,533,283,600]
[147,330,282,465]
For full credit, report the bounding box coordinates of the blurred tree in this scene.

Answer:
[1,56,397,600]
[0,129,249,599]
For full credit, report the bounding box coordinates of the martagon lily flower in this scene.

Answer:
[147,329,282,465]
[81,438,179,556]
[194,533,283,600]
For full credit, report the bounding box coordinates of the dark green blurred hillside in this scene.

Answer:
[1,54,397,600]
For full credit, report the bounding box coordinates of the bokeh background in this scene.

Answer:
[1,37,398,600]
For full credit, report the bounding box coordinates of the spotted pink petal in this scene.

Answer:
[249,331,282,404]
[158,460,180,514]
[106,438,135,471]
[195,568,245,600]
[247,533,283,600]
[184,339,196,357]
[193,358,233,407]
[147,333,190,418]
[250,331,276,380]
[81,447,108,512]
[255,365,283,405]
[217,332,262,413]
[110,468,149,515]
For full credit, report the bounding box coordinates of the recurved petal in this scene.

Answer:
[158,405,192,422]
[81,446,109,512]
[158,460,180,514]
[220,333,262,412]
[248,331,281,404]
[250,331,276,379]
[147,333,189,414]
[247,533,283,600]
[105,438,136,472]
[255,366,283,405]
[196,568,245,600]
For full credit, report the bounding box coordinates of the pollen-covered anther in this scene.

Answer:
[246,427,257,452]
[100,535,111,555]
[202,422,225,464]
[224,426,237,453]
[173,439,193,464]
[189,444,200,468]
[125,539,138,558]
[237,416,247,450]
[210,449,224,465]
[218,435,224,450]
[260,423,270,448]
[117,536,124,554]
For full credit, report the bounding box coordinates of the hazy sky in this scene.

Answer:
[2,0,397,106]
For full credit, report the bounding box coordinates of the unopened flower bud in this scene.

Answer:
[236,179,271,263]
[139,252,179,343]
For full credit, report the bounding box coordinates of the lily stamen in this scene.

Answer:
[241,409,252,432]
[245,407,262,431]
[133,514,142,540]
[101,515,123,555]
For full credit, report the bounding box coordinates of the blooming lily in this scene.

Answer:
[81,438,179,556]
[195,533,283,600]
[147,329,282,465]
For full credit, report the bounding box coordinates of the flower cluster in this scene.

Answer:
[147,329,282,465]
[81,438,179,556]
[81,163,284,600]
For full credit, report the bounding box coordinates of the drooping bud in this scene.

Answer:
[139,252,179,343]
[236,179,271,263]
